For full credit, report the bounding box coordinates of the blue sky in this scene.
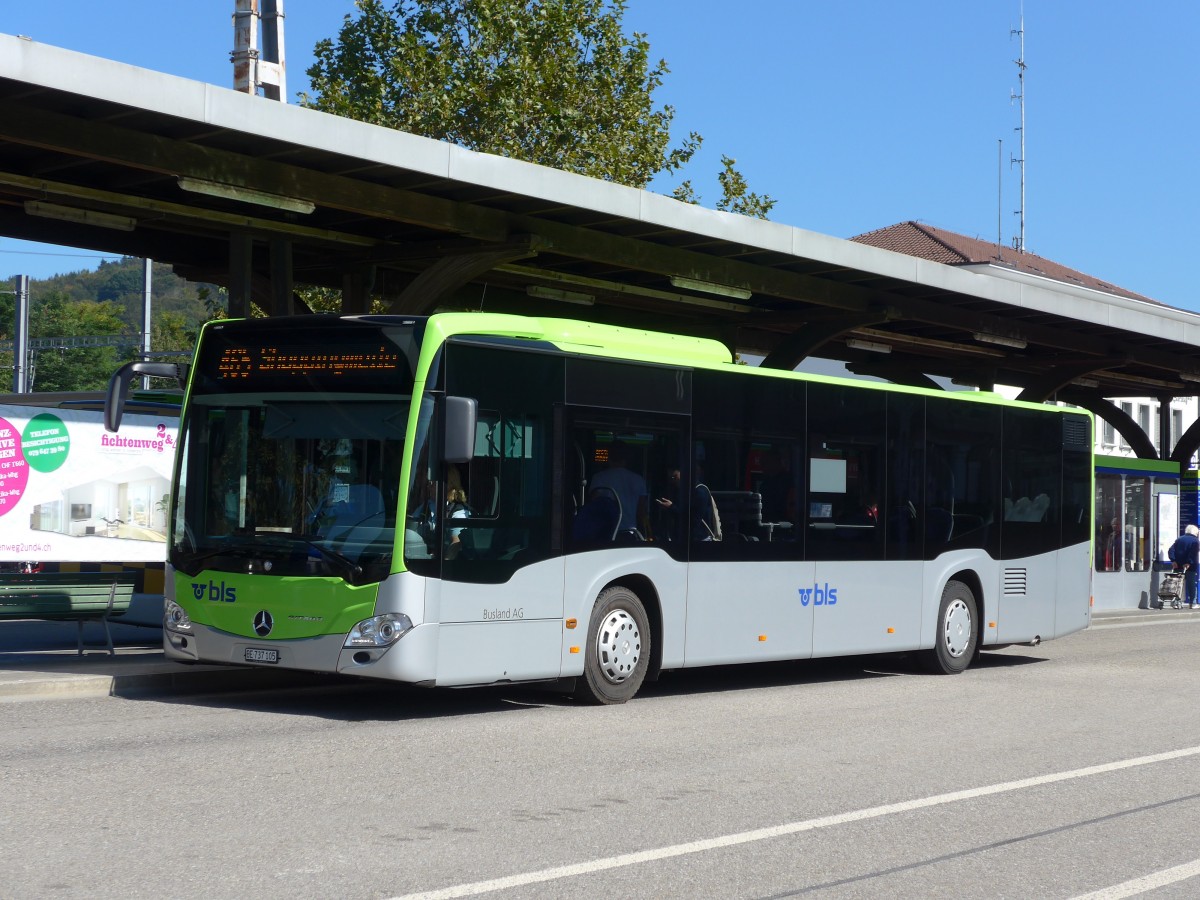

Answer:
[2,1,1196,311]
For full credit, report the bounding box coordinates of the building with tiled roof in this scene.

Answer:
[851,220,1159,306]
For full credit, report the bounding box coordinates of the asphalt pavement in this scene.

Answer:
[0,602,1195,703]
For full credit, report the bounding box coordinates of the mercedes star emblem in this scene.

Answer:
[253,610,274,637]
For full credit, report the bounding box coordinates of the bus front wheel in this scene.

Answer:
[575,585,651,704]
[921,579,978,674]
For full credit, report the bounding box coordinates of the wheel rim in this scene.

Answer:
[596,608,642,684]
[943,597,972,658]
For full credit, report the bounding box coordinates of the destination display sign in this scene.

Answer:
[194,322,422,392]
[213,345,402,380]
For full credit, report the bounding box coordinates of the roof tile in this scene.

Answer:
[850,221,1159,305]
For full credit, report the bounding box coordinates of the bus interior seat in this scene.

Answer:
[711,491,764,540]
[571,487,621,543]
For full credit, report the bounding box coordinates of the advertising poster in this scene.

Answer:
[0,404,178,564]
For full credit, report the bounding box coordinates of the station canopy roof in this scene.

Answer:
[2,33,1198,408]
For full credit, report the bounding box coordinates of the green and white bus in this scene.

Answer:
[107,313,1093,703]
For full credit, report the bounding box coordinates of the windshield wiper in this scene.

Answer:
[243,529,364,581]
[285,534,364,580]
[174,531,364,582]
[173,539,261,575]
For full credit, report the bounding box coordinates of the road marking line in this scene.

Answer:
[1070,858,1200,899]
[390,744,1200,900]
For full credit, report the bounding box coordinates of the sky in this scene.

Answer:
[2,1,1197,311]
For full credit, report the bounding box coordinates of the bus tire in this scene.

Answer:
[921,579,978,674]
[575,585,651,704]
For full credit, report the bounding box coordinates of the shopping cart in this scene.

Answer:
[1158,570,1186,609]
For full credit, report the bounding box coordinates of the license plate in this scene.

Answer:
[244,647,279,664]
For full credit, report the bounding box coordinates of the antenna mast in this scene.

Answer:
[997,138,1003,256]
[1010,3,1026,253]
[233,0,287,101]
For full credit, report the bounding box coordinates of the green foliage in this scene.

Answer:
[715,155,777,219]
[670,156,777,220]
[95,263,145,303]
[150,311,197,357]
[0,260,219,392]
[27,293,127,392]
[294,284,391,315]
[305,0,719,192]
[297,285,345,314]
[8,258,218,335]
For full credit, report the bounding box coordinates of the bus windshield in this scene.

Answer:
[170,319,421,584]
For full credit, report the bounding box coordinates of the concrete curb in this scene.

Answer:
[1,673,121,702]
[1091,607,1200,623]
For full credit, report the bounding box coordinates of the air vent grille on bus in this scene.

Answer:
[1062,415,1091,451]
[1003,569,1028,596]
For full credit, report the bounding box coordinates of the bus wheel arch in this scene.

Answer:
[574,578,658,704]
[921,572,981,674]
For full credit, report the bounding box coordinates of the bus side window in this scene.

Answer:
[806,383,885,561]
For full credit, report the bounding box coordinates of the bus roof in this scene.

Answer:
[425,312,1093,418]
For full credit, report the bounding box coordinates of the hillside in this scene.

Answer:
[11,257,219,332]
[1,257,220,392]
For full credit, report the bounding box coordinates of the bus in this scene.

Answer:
[106,313,1093,703]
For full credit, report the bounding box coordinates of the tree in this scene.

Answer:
[94,262,145,303]
[150,310,197,357]
[303,0,772,216]
[0,291,14,387]
[28,293,130,392]
[714,155,776,219]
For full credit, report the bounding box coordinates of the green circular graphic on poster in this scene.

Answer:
[21,413,70,473]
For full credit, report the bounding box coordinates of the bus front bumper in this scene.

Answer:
[164,619,440,683]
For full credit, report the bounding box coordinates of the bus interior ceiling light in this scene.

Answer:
[526,285,595,306]
[668,275,753,301]
[177,177,316,214]
[845,338,892,354]
[973,332,1027,349]
[24,201,137,232]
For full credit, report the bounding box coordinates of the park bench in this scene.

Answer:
[0,572,137,655]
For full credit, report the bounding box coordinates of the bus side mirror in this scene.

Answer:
[105,361,187,432]
[443,396,478,463]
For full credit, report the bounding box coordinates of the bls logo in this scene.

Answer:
[192,580,238,603]
[798,583,838,607]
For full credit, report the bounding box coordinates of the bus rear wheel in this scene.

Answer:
[575,585,651,704]
[921,579,978,674]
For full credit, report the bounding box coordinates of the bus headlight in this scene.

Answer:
[164,599,193,634]
[345,613,413,648]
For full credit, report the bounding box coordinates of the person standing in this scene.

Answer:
[589,441,648,538]
[1168,524,1200,608]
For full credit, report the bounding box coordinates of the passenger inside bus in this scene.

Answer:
[588,441,648,539]
[444,465,470,559]
[652,467,683,542]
